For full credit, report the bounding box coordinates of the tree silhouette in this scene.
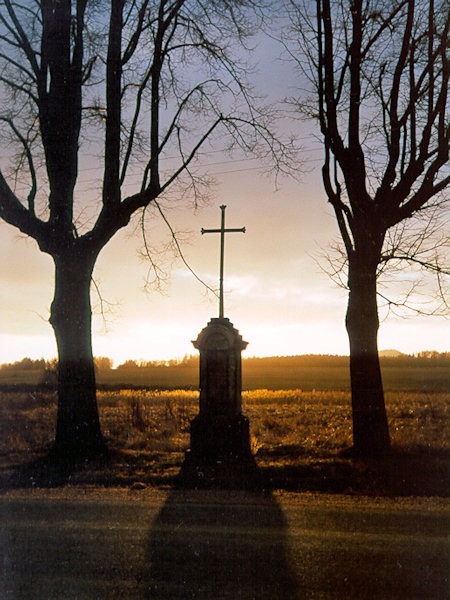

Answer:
[287,0,449,455]
[0,0,283,462]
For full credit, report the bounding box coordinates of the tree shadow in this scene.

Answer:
[0,451,108,490]
[258,449,449,496]
[139,487,301,599]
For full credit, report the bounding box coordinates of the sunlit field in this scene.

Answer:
[1,388,447,493]
[2,388,448,457]
[1,354,449,392]
[1,354,448,492]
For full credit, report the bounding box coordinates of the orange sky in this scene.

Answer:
[1,31,448,366]
[1,160,448,366]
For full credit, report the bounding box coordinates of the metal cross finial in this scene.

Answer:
[201,205,246,318]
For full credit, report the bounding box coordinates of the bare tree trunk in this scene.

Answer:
[346,255,390,456]
[49,252,106,462]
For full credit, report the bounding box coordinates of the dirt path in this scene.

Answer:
[1,488,448,599]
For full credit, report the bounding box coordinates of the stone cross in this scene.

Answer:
[178,204,258,488]
[201,204,245,319]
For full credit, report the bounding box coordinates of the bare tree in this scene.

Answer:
[286,0,449,455]
[0,0,283,462]
[320,209,450,319]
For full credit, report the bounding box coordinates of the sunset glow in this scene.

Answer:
[1,177,448,366]
[1,23,448,367]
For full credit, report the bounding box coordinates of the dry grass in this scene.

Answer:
[0,391,57,457]
[0,389,447,496]
[99,389,196,454]
[0,388,447,461]
[245,390,449,464]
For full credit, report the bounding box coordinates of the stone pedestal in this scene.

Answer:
[179,318,259,488]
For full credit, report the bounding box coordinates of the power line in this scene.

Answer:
[75,153,323,185]
[75,133,321,174]
[10,151,323,195]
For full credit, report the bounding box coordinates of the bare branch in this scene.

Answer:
[2,0,40,77]
[0,116,37,215]
[153,199,218,296]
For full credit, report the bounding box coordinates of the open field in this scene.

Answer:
[1,363,449,392]
[0,388,448,496]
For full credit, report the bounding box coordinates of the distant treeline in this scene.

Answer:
[115,356,198,369]
[1,351,450,372]
[244,352,450,368]
[0,357,50,371]
[0,356,112,373]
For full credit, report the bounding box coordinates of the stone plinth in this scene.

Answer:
[194,317,247,420]
[179,318,260,489]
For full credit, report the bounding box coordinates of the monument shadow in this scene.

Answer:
[140,487,301,599]
[138,261,302,598]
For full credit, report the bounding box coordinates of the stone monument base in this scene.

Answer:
[190,414,252,461]
[177,415,261,489]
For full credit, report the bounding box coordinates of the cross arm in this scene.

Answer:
[201,227,246,234]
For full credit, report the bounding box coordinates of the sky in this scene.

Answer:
[1,160,448,366]
[1,21,448,367]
